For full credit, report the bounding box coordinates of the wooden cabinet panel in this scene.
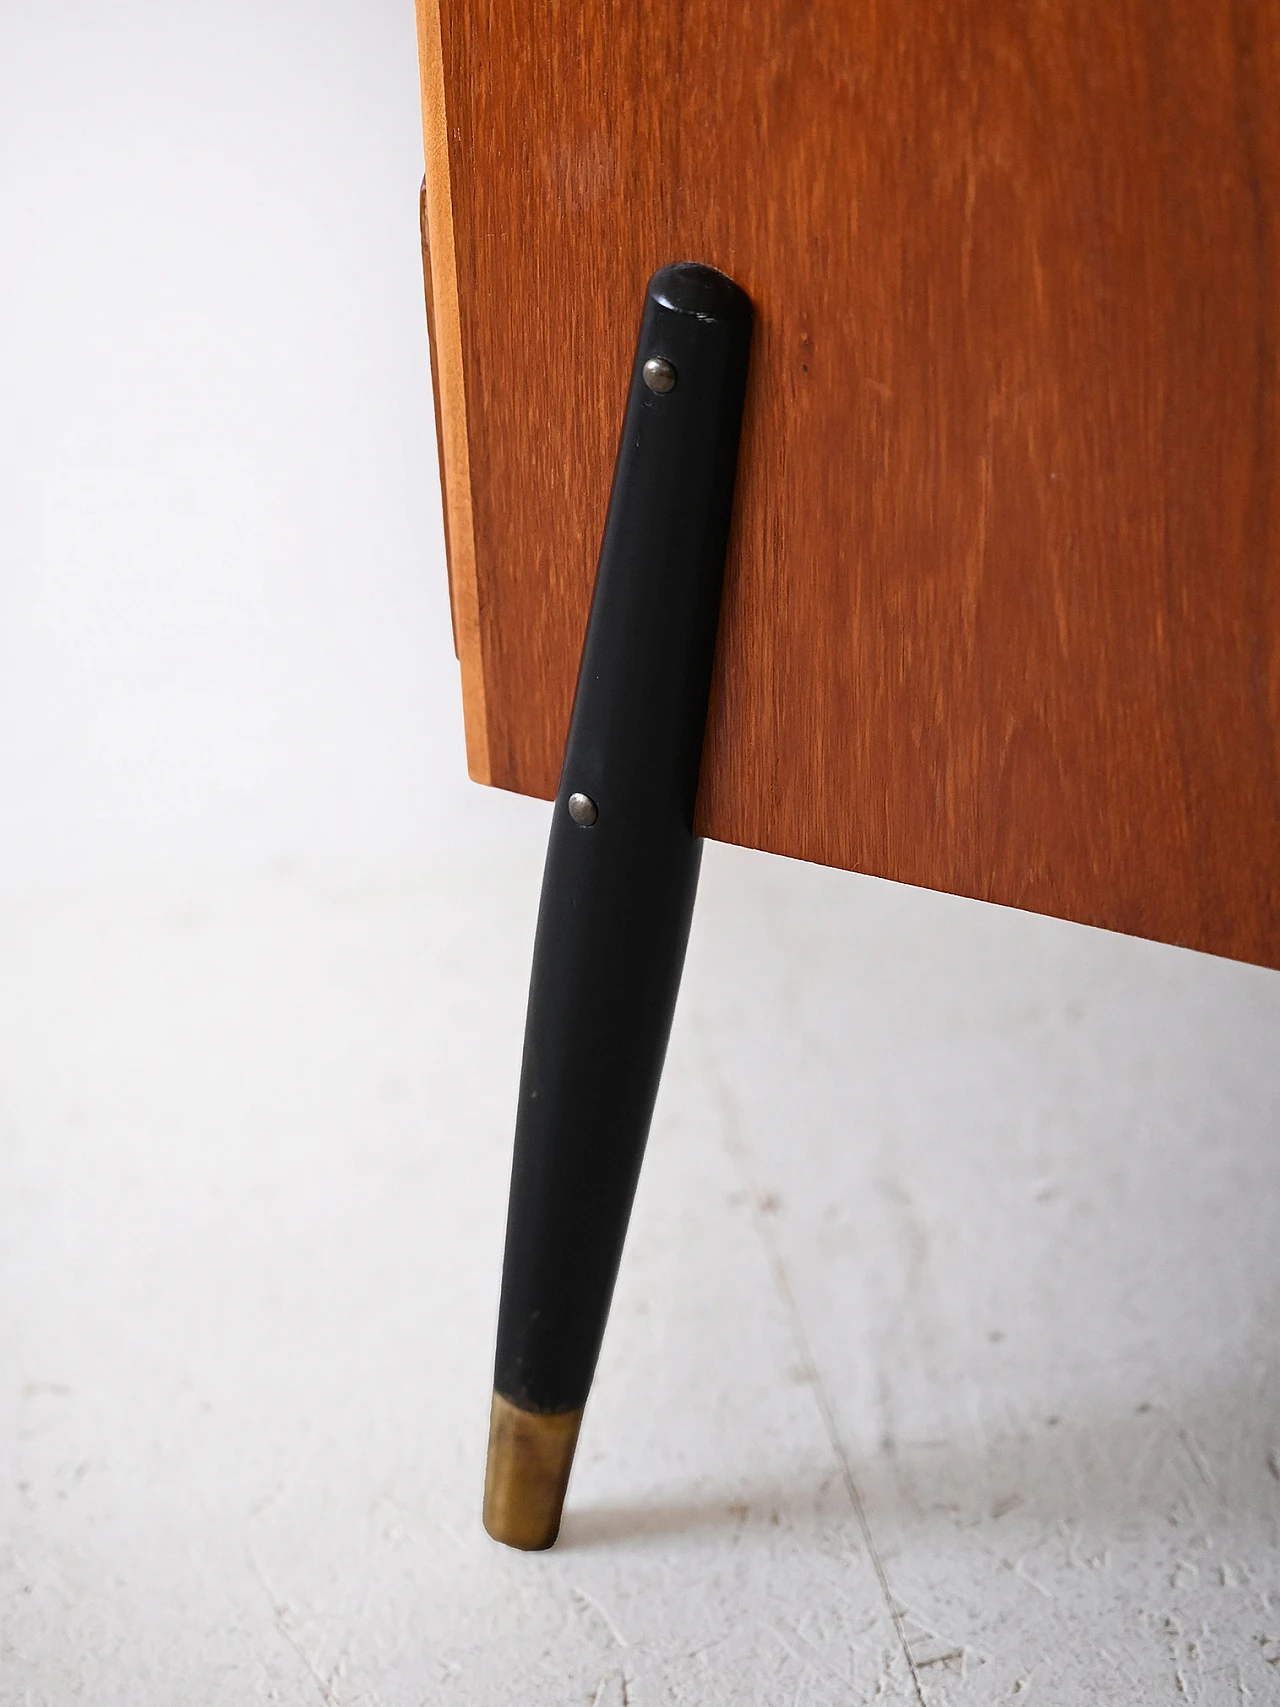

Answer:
[415,0,1280,968]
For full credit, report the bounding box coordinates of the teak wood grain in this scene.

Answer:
[414,0,1280,970]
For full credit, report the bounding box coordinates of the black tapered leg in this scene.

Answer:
[482,263,753,1550]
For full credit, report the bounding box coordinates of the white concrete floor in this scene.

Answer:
[3,1,1279,1699]
[2,844,1278,1704]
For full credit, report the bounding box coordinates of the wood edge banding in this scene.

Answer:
[413,0,491,784]
[418,179,459,660]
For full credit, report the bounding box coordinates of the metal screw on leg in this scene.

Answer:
[642,357,676,394]
[567,792,598,826]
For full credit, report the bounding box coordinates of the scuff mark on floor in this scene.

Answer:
[572,1586,629,1650]
[703,1041,928,1707]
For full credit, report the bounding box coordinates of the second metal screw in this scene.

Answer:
[642,357,676,395]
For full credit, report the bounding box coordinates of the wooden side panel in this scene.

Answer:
[414,0,489,781]
[415,0,1280,968]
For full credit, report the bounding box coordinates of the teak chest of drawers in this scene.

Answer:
[413,0,1279,1549]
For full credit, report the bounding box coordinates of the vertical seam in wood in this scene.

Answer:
[414,0,491,784]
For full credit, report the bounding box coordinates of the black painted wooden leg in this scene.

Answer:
[482,263,753,1549]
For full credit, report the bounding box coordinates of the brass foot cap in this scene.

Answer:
[482,1392,583,1550]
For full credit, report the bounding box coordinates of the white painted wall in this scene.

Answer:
[3,5,1278,1703]
[0,0,541,896]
